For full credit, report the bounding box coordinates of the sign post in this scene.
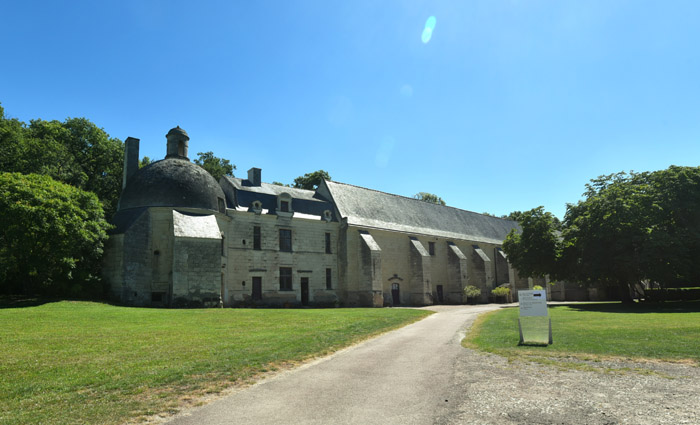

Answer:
[518,290,552,345]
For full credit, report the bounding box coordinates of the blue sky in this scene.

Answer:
[3,1,700,219]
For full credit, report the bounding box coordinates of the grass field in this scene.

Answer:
[0,301,431,425]
[464,302,700,366]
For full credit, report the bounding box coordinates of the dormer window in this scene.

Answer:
[251,200,263,215]
[277,193,293,217]
[322,210,332,222]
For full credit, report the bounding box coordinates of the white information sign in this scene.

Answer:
[518,290,548,317]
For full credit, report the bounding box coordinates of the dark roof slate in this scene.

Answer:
[324,180,519,244]
[224,177,326,202]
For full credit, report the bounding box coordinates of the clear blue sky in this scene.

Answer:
[3,1,700,219]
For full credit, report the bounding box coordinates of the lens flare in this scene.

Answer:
[422,16,436,44]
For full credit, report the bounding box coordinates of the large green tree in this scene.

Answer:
[0,107,124,217]
[413,192,446,206]
[194,151,235,181]
[502,206,561,279]
[507,167,700,303]
[292,170,331,190]
[0,172,111,296]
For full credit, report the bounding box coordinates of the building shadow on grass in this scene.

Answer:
[550,301,700,314]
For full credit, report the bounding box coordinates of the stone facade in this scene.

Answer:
[103,127,528,308]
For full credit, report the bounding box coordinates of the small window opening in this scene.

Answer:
[429,242,435,256]
[280,200,289,212]
[253,226,261,250]
[326,268,332,290]
[325,232,332,254]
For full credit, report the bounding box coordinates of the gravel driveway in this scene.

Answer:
[431,305,700,425]
[165,305,699,425]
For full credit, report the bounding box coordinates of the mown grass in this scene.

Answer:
[464,302,700,366]
[0,301,431,425]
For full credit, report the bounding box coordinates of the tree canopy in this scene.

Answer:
[502,207,561,279]
[413,192,446,206]
[503,166,700,302]
[193,151,235,181]
[0,172,111,297]
[0,107,124,217]
[292,170,331,190]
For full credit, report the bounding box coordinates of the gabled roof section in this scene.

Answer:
[222,177,326,202]
[324,180,519,244]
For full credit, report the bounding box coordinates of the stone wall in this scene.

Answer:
[121,210,152,306]
[224,210,339,306]
[340,226,503,306]
[172,237,222,306]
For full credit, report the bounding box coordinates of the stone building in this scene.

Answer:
[103,128,530,307]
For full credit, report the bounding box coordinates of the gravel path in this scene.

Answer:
[430,305,700,425]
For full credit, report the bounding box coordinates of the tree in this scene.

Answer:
[507,168,700,303]
[502,206,561,279]
[139,156,151,168]
[194,151,235,181]
[0,172,111,297]
[413,192,446,206]
[560,172,654,302]
[1,109,124,218]
[292,170,331,190]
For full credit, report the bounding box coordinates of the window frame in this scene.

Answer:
[279,267,293,291]
[279,228,292,252]
[326,268,332,290]
[253,226,261,250]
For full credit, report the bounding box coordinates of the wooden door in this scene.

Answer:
[391,283,400,306]
[301,277,309,306]
[252,277,262,301]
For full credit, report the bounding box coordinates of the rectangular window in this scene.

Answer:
[280,200,290,212]
[253,226,261,250]
[429,241,435,256]
[279,229,292,252]
[325,232,331,254]
[326,268,332,290]
[279,267,293,291]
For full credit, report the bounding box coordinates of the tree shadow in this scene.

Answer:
[0,296,55,309]
[550,301,700,314]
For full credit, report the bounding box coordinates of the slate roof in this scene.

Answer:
[324,180,519,245]
[118,158,225,212]
[224,177,325,202]
[221,177,335,219]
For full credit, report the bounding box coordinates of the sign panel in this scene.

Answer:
[518,290,548,317]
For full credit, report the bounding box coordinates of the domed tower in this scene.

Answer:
[104,127,226,308]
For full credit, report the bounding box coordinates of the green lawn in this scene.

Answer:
[465,302,700,365]
[0,301,431,425]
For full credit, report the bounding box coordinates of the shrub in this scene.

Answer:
[463,285,482,298]
[532,285,544,290]
[491,286,511,297]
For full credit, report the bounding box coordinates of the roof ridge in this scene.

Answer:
[228,176,317,194]
[326,180,515,222]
